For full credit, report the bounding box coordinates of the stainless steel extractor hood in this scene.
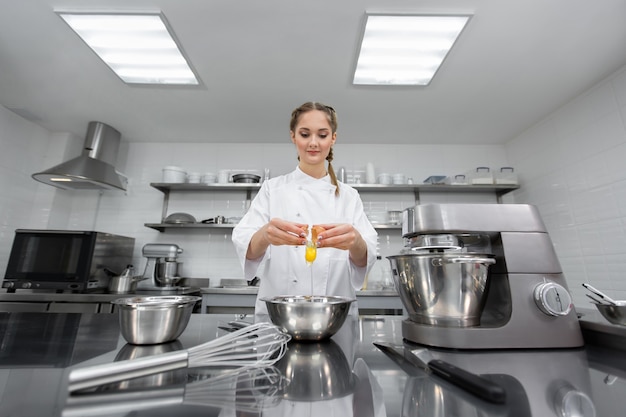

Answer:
[32,121,127,191]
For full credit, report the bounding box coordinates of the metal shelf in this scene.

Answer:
[150,182,261,192]
[146,182,519,232]
[145,222,400,232]
[150,182,519,195]
[144,223,236,232]
[351,183,519,196]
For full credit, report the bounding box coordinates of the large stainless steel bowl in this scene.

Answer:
[260,295,355,341]
[387,252,495,327]
[112,295,200,345]
[594,303,626,326]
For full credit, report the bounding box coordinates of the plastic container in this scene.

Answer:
[423,176,447,184]
[187,172,201,183]
[387,210,403,225]
[162,166,187,183]
[494,167,518,185]
[392,173,406,185]
[447,174,468,185]
[470,167,494,185]
[201,173,216,184]
[218,169,230,184]
[377,173,392,185]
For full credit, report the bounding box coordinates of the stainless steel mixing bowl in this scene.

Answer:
[112,295,201,344]
[387,252,495,327]
[260,295,355,341]
[594,303,626,326]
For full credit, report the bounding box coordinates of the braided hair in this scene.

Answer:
[290,102,340,195]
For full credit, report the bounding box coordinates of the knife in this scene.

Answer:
[373,342,507,404]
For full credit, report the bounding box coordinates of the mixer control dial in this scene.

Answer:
[534,282,573,316]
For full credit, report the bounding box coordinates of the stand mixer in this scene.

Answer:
[388,203,584,349]
[136,244,183,291]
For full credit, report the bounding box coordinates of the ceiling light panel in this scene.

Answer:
[57,12,199,85]
[354,14,470,86]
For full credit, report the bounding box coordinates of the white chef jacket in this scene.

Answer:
[232,167,378,314]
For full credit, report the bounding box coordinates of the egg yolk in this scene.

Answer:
[305,242,317,264]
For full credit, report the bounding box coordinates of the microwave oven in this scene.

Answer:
[3,229,135,293]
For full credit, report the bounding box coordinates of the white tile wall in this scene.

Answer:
[0,107,513,286]
[6,61,626,307]
[506,64,626,307]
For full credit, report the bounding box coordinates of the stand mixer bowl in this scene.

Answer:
[387,252,495,327]
[156,260,182,286]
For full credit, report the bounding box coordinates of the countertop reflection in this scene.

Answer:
[0,312,625,417]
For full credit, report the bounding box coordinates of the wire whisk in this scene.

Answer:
[68,322,291,392]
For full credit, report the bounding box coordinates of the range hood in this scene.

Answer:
[32,122,127,191]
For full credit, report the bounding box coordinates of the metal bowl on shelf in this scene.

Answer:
[260,295,354,341]
[232,173,261,183]
[164,212,196,224]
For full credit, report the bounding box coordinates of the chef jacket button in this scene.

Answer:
[292,279,298,283]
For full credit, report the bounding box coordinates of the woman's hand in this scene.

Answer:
[265,218,308,246]
[246,218,307,260]
[315,223,368,267]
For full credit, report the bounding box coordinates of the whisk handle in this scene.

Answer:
[68,350,189,392]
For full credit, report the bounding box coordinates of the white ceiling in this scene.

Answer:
[1,0,626,145]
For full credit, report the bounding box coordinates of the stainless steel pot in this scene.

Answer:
[387,253,495,327]
[108,265,146,294]
[108,274,146,294]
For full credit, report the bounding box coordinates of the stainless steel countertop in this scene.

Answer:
[0,312,625,416]
[0,287,202,302]
[200,287,400,296]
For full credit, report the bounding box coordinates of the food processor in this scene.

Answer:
[387,203,584,349]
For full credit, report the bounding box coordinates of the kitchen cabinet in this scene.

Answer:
[145,182,519,232]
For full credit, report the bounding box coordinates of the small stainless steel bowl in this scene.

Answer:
[261,295,355,341]
[112,296,200,345]
[594,303,626,326]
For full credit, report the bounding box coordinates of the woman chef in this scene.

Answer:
[232,101,378,314]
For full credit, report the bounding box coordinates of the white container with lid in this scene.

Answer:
[162,166,187,183]
[187,172,201,183]
[470,167,494,185]
[494,167,518,185]
[378,173,392,185]
[392,173,406,185]
[201,173,216,184]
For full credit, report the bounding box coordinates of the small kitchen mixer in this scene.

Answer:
[388,204,584,349]
[136,243,184,291]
